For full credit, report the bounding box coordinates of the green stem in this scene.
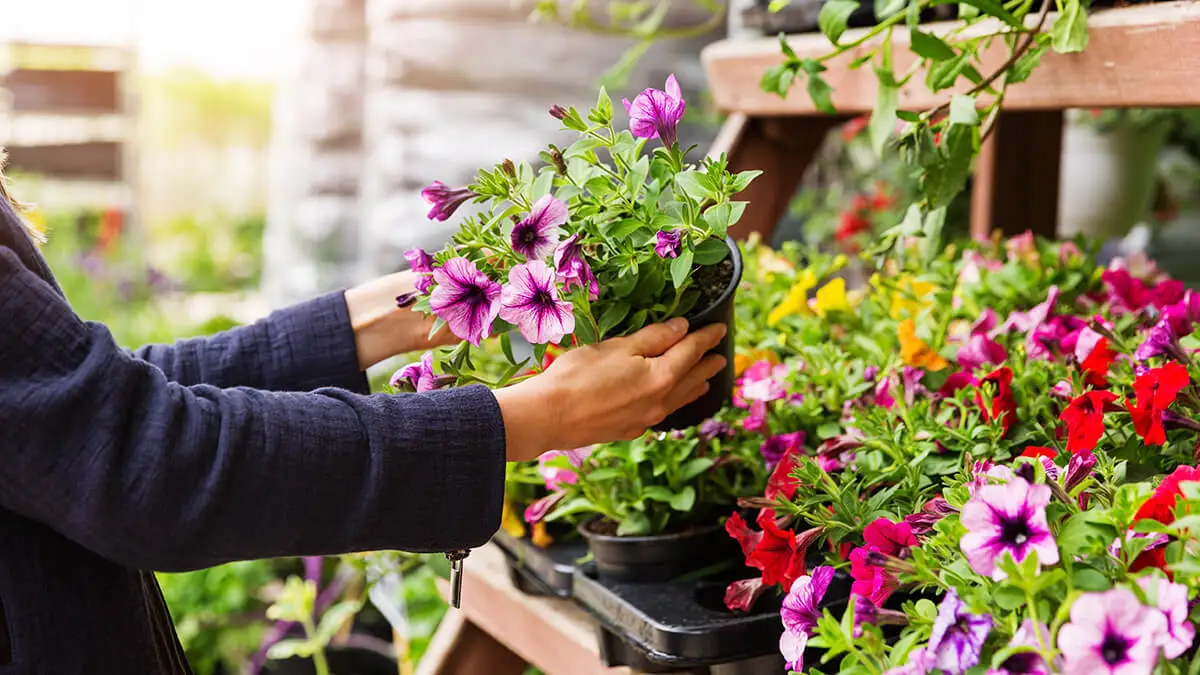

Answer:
[301,617,331,675]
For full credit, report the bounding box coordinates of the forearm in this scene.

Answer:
[344,270,452,370]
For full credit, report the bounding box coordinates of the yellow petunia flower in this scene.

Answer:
[813,277,854,318]
[888,277,938,321]
[501,497,526,539]
[531,522,554,549]
[768,269,818,326]
[898,319,949,371]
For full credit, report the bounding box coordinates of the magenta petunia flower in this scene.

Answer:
[958,333,1008,372]
[553,233,599,301]
[779,566,835,673]
[740,361,787,403]
[1162,288,1200,337]
[390,351,441,393]
[404,247,435,294]
[429,257,502,346]
[622,73,686,147]
[742,400,768,433]
[499,260,576,345]
[1064,448,1097,492]
[538,447,593,492]
[1135,316,1176,362]
[1058,588,1166,675]
[760,431,804,467]
[523,491,566,524]
[996,620,1051,675]
[1138,576,1195,659]
[510,195,567,260]
[960,478,1058,580]
[420,181,474,221]
[655,229,683,259]
[927,590,992,675]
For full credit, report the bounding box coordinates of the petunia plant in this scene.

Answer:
[399,75,760,387]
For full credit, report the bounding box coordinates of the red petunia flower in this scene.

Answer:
[977,367,1017,435]
[1021,446,1057,460]
[746,509,807,589]
[1080,337,1116,388]
[1061,390,1118,453]
[1125,362,1191,446]
[765,452,801,501]
[1133,465,1200,525]
[725,511,761,557]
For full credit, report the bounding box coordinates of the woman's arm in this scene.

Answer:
[133,271,447,391]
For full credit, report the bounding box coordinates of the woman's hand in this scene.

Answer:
[344,271,456,370]
[493,318,727,463]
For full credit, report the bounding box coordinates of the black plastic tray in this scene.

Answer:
[491,530,589,598]
[573,563,852,671]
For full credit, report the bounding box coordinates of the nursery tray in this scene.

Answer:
[491,530,588,599]
[572,563,851,671]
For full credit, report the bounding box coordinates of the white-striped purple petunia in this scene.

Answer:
[554,233,599,301]
[927,590,991,675]
[779,566,835,673]
[622,74,687,148]
[429,257,502,347]
[390,351,437,393]
[960,477,1059,580]
[511,195,567,260]
[499,261,576,345]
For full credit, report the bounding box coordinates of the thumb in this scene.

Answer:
[620,318,690,357]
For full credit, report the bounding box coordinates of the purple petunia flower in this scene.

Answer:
[389,352,453,393]
[511,195,567,260]
[699,419,735,442]
[1135,316,1176,362]
[760,431,805,467]
[996,620,1051,675]
[779,566,835,673]
[622,73,686,147]
[420,181,474,221]
[927,590,992,675]
[553,233,599,301]
[499,261,576,345]
[1064,449,1097,492]
[429,257,502,346]
[523,491,567,525]
[655,229,683,259]
[1138,576,1195,659]
[961,478,1058,580]
[958,333,1008,372]
[404,247,435,294]
[883,648,936,675]
[1058,588,1166,675]
[967,460,1015,496]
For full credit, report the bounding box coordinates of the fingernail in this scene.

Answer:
[667,317,689,333]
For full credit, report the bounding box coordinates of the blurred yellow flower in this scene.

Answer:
[898,319,949,371]
[501,497,526,539]
[888,277,938,320]
[813,278,853,317]
[735,349,780,376]
[532,522,554,548]
[768,269,817,326]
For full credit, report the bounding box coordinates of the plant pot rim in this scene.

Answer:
[577,517,726,544]
[687,235,743,326]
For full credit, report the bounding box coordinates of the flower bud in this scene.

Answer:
[548,104,568,120]
[500,159,516,177]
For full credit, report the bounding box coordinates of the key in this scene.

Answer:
[446,549,469,609]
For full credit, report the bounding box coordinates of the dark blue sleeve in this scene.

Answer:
[0,246,506,572]
[131,293,368,393]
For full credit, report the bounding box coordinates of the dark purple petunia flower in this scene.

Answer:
[851,594,907,637]
[553,233,599,300]
[961,478,1058,580]
[511,195,568,260]
[499,260,576,345]
[420,181,474,221]
[429,257,502,346]
[779,566,835,673]
[1064,449,1097,492]
[655,229,683,259]
[997,620,1051,675]
[927,590,992,675]
[1058,588,1165,675]
[1136,316,1177,362]
[390,352,444,393]
[699,419,735,442]
[760,431,805,467]
[622,73,687,147]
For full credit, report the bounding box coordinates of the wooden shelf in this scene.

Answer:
[702,2,1200,115]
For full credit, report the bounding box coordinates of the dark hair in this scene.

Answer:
[0,149,45,242]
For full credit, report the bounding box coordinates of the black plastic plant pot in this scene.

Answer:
[491,529,589,598]
[573,563,852,671]
[579,519,740,583]
[653,235,744,432]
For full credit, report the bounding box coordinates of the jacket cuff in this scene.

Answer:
[271,292,369,394]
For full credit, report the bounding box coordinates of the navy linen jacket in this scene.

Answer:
[0,197,507,673]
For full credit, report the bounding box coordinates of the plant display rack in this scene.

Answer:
[702,2,1200,243]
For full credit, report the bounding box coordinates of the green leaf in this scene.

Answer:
[1008,42,1047,84]
[702,202,746,238]
[679,458,716,482]
[315,601,361,646]
[910,29,956,61]
[693,237,731,265]
[993,585,1025,610]
[675,170,716,202]
[606,217,647,239]
[800,59,836,114]
[818,0,860,44]
[760,63,798,98]
[1072,567,1111,592]
[875,0,905,19]
[643,486,675,502]
[267,639,315,660]
[500,332,517,365]
[922,124,975,207]
[817,422,842,440]
[934,0,1023,28]
[669,486,697,511]
[769,0,791,11]
[428,317,447,342]
[598,301,632,336]
[532,342,548,367]
[586,468,622,481]
[868,82,898,156]
[729,170,763,193]
[926,50,973,92]
[671,249,695,290]
[1051,0,1089,53]
[617,512,652,536]
[949,94,979,126]
[574,307,599,344]
[530,170,555,202]
[626,155,651,194]
[593,86,614,125]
